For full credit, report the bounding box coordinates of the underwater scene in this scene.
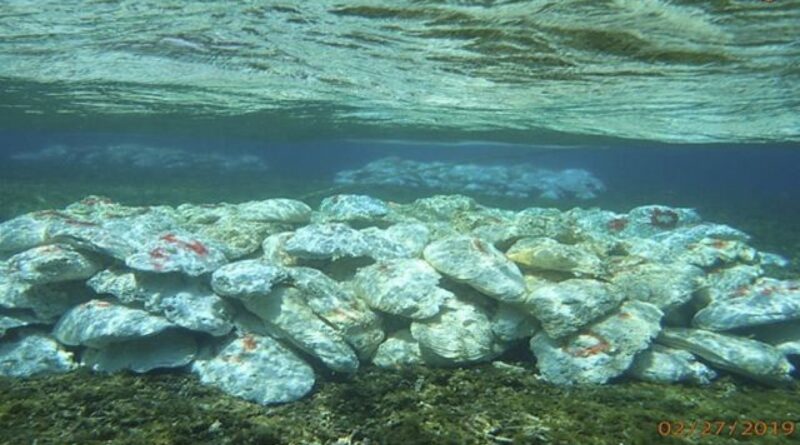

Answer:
[1,1,799,444]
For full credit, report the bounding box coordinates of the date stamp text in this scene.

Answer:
[657,420,796,438]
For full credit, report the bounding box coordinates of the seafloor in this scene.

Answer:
[1,164,799,445]
[2,366,800,445]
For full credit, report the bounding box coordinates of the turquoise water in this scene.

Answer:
[1,0,798,143]
[1,2,800,444]
[1,1,798,220]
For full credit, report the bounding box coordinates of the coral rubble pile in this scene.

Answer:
[11,144,269,172]
[334,157,605,200]
[1,194,797,405]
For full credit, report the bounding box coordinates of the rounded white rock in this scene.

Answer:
[125,231,228,277]
[8,243,104,285]
[284,223,371,260]
[423,236,526,303]
[192,333,315,405]
[54,300,176,348]
[612,263,704,312]
[211,260,288,301]
[411,297,504,366]
[0,214,49,253]
[317,194,389,223]
[523,279,622,339]
[0,330,77,377]
[693,278,800,331]
[236,199,312,224]
[243,286,359,373]
[530,301,663,385]
[628,344,717,385]
[288,267,385,359]
[89,268,234,336]
[83,328,197,373]
[354,259,451,319]
[490,303,539,342]
[506,237,604,277]
[659,327,794,385]
[372,330,423,369]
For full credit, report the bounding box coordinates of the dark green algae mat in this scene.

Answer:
[1,365,799,445]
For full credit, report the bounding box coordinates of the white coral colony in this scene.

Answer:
[0,194,796,405]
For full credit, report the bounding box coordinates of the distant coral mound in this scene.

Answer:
[335,157,605,200]
[11,144,268,172]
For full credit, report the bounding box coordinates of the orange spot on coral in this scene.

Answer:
[607,217,628,232]
[158,233,208,256]
[241,335,258,352]
[732,286,750,297]
[149,247,168,259]
[571,332,611,358]
[710,239,729,249]
[759,286,776,297]
[160,233,178,243]
[185,240,208,256]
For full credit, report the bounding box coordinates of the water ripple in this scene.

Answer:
[0,0,797,143]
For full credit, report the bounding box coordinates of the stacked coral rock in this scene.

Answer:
[1,194,797,405]
[334,157,606,200]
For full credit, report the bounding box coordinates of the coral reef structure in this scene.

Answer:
[334,157,605,200]
[0,194,797,405]
[10,144,269,172]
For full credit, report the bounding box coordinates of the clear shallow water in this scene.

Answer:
[1,0,799,269]
[1,0,799,143]
[1,132,798,265]
[1,3,799,442]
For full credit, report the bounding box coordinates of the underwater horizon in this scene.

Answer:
[1,1,799,444]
